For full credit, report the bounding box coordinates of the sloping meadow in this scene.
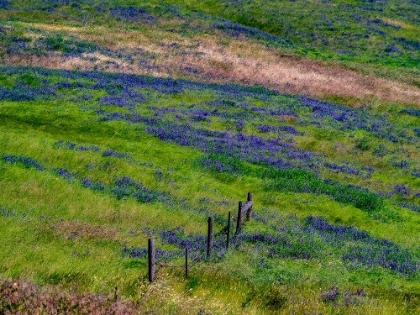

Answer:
[0,65,419,314]
[2,0,420,108]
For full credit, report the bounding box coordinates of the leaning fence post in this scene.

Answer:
[207,217,214,259]
[246,192,253,221]
[236,201,243,235]
[226,211,231,249]
[148,238,155,283]
[185,247,189,278]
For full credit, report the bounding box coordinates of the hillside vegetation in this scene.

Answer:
[0,1,419,314]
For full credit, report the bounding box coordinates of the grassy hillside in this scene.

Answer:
[1,0,420,105]
[161,0,420,62]
[0,1,419,314]
[150,0,420,85]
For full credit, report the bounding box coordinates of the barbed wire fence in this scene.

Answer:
[147,192,253,282]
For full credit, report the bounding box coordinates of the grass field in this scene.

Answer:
[0,1,419,314]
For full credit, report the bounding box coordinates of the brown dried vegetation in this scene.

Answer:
[4,23,420,107]
[51,221,117,240]
[0,278,140,315]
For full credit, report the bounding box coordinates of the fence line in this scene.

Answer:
[236,201,243,235]
[185,248,189,278]
[235,193,253,234]
[207,217,214,259]
[246,192,253,221]
[226,211,231,249]
[147,192,253,283]
[148,239,155,283]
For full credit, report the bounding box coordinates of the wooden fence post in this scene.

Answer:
[246,192,253,221]
[226,211,231,249]
[207,217,214,259]
[236,201,243,235]
[185,247,189,278]
[114,286,119,302]
[148,238,155,283]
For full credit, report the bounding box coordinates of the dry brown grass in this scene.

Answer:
[6,23,420,107]
[381,18,415,29]
[192,37,420,106]
[3,53,167,77]
[0,278,140,315]
[51,220,117,240]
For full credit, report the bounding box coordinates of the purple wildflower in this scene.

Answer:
[321,287,340,302]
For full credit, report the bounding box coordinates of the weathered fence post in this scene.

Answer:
[207,217,214,259]
[185,247,189,278]
[114,286,119,302]
[148,238,155,283]
[226,211,231,249]
[246,192,253,221]
[236,201,243,235]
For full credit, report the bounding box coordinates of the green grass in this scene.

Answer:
[0,66,419,313]
[0,1,419,314]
